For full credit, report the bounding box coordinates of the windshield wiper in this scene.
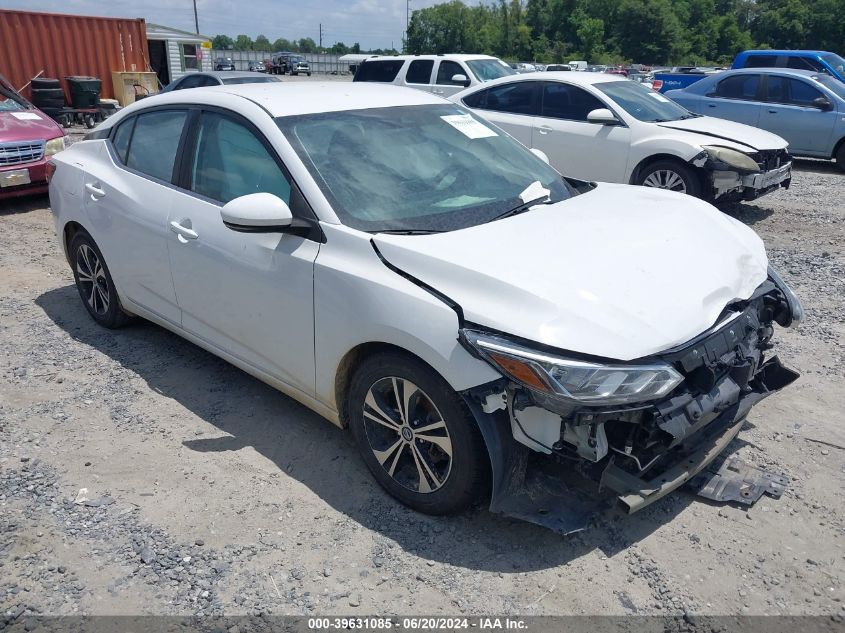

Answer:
[488,181,552,223]
[376,229,443,235]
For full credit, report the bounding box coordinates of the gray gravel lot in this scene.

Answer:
[0,140,843,621]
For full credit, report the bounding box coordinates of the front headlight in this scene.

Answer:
[461,330,683,406]
[703,145,760,172]
[44,137,66,157]
[768,266,804,326]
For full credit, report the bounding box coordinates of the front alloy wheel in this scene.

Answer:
[348,353,488,515]
[637,159,700,197]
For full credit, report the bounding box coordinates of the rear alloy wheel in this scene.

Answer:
[348,353,488,515]
[637,159,700,197]
[70,231,131,328]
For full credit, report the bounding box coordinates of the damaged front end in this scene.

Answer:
[692,146,792,202]
[459,272,801,534]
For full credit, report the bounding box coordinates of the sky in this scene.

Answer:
[2,0,440,50]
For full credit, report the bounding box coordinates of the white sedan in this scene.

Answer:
[48,83,801,532]
[452,72,793,202]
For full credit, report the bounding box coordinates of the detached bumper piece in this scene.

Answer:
[689,455,788,505]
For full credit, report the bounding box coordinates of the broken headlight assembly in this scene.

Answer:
[461,330,683,406]
[702,145,760,172]
[768,265,804,326]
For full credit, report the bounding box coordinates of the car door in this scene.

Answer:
[432,60,471,98]
[531,81,631,182]
[81,109,188,324]
[402,59,435,93]
[759,75,838,155]
[461,80,539,146]
[166,108,320,395]
[700,74,763,126]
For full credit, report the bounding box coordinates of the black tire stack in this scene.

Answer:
[29,77,65,119]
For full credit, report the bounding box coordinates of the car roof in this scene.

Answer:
[461,70,626,90]
[141,83,446,118]
[722,67,819,78]
[363,54,499,62]
[197,71,261,79]
[738,50,828,57]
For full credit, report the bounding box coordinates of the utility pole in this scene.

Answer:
[405,0,410,52]
[192,0,199,34]
[319,23,323,49]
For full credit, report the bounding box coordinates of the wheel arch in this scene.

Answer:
[62,220,87,266]
[629,152,701,184]
[832,135,845,162]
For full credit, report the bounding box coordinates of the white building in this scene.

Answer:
[146,23,213,89]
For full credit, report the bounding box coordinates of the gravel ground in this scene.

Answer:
[1,136,843,623]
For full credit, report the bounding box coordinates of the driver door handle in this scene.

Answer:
[170,220,198,241]
[537,125,553,135]
[85,182,105,198]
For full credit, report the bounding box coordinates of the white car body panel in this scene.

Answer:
[451,73,788,185]
[374,184,768,361]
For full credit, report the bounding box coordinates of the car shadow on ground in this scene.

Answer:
[0,193,50,216]
[792,158,840,174]
[721,201,774,226]
[37,284,708,573]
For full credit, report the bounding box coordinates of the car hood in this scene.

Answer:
[657,116,787,152]
[0,109,63,142]
[373,184,768,361]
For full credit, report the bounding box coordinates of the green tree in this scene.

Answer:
[234,34,254,50]
[570,8,605,61]
[614,0,683,64]
[298,37,318,53]
[272,38,294,52]
[254,34,271,51]
[212,34,234,50]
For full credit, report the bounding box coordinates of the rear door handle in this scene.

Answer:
[85,182,105,198]
[537,125,553,135]
[707,104,717,107]
[767,109,778,114]
[170,220,198,242]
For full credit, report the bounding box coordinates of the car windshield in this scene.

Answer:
[0,83,28,112]
[277,104,571,233]
[814,74,845,100]
[221,76,281,84]
[466,59,516,82]
[821,53,845,76]
[596,80,693,122]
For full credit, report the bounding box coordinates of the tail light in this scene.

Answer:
[652,80,663,91]
[46,160,56,184]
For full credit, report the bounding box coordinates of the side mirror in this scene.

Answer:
[452,73,470,87]
[586,108,620,125]
[529,148,550,164]
[813,96,833,111]
[221,193,293,232]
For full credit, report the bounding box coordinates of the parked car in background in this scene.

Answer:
[732,50,845,83]
[215,57,235,71]
[271,53,310,75]
[161,71,281,92]
[48,82,800,531]
[666,68,845,170]
[247,61,265,72]
[545,64,571,72]
[453,72,792,202]
[569,60,588,71]
[0,74,65,200]
[628,72,655,89]
[289,58,311,76]
[353,54,515,98]
[652,67,723,93]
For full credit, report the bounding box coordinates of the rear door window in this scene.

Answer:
[787,78,823,106]
[354,60,404,82]
[125,110,188,182]
[473,81,539,115]
[714,74,761,100]
[405,60,434,84]
[436,60,467,85]
[744,55,779,68]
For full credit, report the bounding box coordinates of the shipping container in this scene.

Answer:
[0,9,149,101]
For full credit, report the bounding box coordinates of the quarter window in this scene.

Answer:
[190,111,292,205]
[354,60,404,82]
[180,43,199,71]
[541,83,605,121]
[125,110,187,182]
[405,60,434,84]
[110,117,135,164]
[714,75,761,100]
[744,55,778,69]
[786,56,821,72]
[436,61,466,85]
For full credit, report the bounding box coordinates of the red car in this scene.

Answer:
[0,75,66,200]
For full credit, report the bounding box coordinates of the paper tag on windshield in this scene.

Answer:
[441,114,497,139]
[648,92,670,103]
[11,112,42,120]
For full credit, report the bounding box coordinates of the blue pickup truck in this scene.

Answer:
[652,67,723,93]
[732,50,845,82]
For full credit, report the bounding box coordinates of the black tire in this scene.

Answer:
[69,231,132,329]
[32,97,65,109]
[31,77,61,90]
[31,87,65,100]
[636,159,702,197]
[348,352,488,515]
[835,142,845,173]
[307,72,311,77]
